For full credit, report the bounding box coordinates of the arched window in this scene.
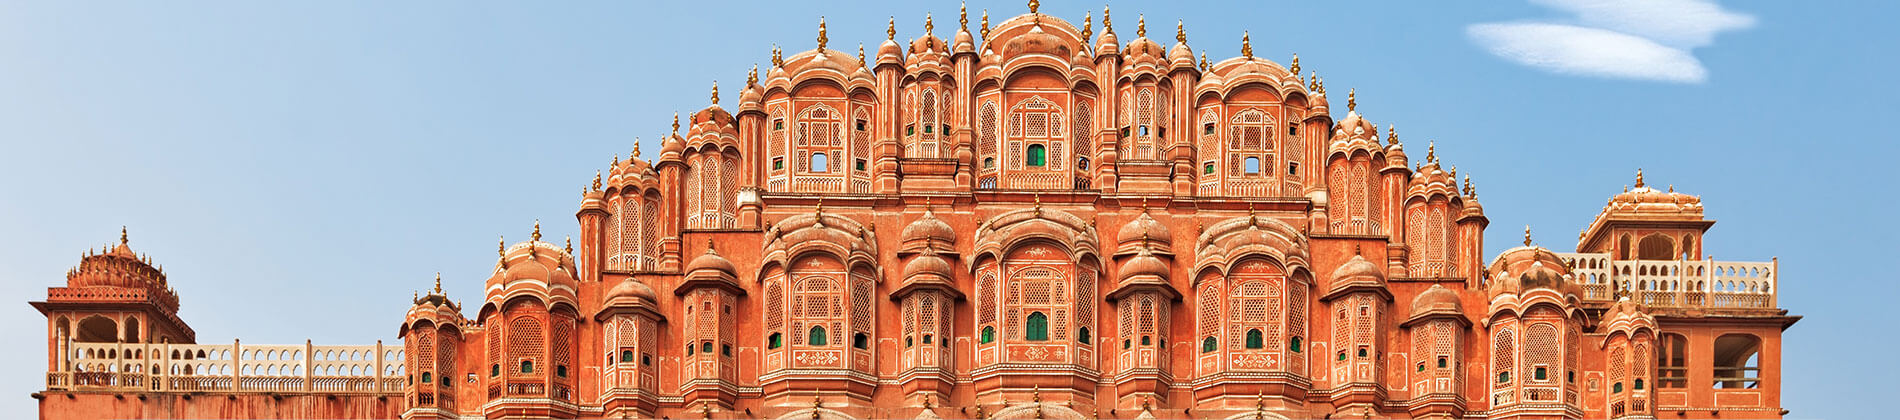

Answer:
[1025,312,1049,341]
[420,371,432,383]
[1027,144,1047,167]
[809,326,829,346]
[812,152,829,173]
[620,350,634,363]
[767,333,783,349]
[853,333,869,349]
[1077,327,1091,343]
[1246,328,1265,349]
[519,360,534,374]
[981,326,995,344]
[490,364,499,377]
[1714,334,1761,389]
[1290,336,1303,353]
[1202,337,1218,353]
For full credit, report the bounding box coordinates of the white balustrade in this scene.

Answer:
[1556,253,1777,309]
[50,340,402,394]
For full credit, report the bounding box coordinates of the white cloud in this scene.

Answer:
[1467,0,1755,83]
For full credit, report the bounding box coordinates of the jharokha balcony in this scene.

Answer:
[1558,253,1778,309]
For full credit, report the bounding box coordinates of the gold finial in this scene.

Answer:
[771,44,784,67]
[1176,20,1186,44]
[565,235,572,253]
[1313,74,1324,94]
[498,235,506,259]
[1102,5,1113,34]
[1033,193,1042,215]
[1668,184,1674,193]
[710,81,719,104]
[858,43,866,65]
[672,112,680,135]
[1137,14,1146,37]
[592,170,602,191]
[1289,53,1300,75]
[1081,12,1092,41]
[633,137,642,157]
[888,17,897,40]
[1426,141,1437,162]
[1254,391,1267,419]
[1309,72,1319,91]
[1028,0,1040,14]
[433,272,442,294]
[120,226,128,245]
[531,219,542,242]
[1200,51,1210,71]
[748,64,759,86]
[926,13,935,34]
[1523,225,1533,246]
[1241,31,1253,59]
[981,10,991,40]
[817,16,828,51]
[702,403,714,420]
[1347,88,1357,112]
[960,3,969,30]
[1634,168,1646,188]
[1464,175,1475,197]
[1387,125,1397,145]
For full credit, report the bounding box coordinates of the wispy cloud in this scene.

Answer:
[1466,0,1756,83]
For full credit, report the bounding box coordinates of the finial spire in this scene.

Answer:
[120,226,128,245]
[531,220,542,242]
[981,10,991,40]
[1387,125,1397,145]
[1523,225,1533,246]
[672,112,680,135]
[1464,175,1475,197]
[1137,14,1146,37]
[1176,19,1186,44]
[1200,51,1210,71]
[1426,141,1437,162]
[433,272,442,294]
[498,235,506,259]
[1081,12,1092,41]
[1241,31,1253,59]
[565,235,572,253]
[592,170,602,191]
[817,16,829,51]
[858,43,866,65]
[1347,88,1356,112]
[771,44,784,67]
[888,17,897,40]
[710,81,719,104]
[1102,5,1113,34]
[633,137,642,157]
[1028,0,1040,14]
[748,64,759,86]
[1289,53,1300,75]
[926,13,935,35]
[1634,168,1646,188]
[961,3,969,30]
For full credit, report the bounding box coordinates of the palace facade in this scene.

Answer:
[32,4,1797,419]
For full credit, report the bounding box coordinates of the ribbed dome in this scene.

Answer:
[605,278,658,304]
[1409,284,1464,320]
[1325,254,1387,298]
[686,246,737,276]
[1001,24,1072,58]
[1116,210,1170,246]
[902,249,953,284]
[1120,252,1170,281]
[902,208,955,247]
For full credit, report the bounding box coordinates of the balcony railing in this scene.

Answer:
[1557,253,1777,309]
[46,340,404,394]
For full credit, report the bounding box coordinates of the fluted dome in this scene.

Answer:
[687,246,737,276]
[1000,24,1072,58]
[1116,210,1170,246]
[902,249,953,284]
[1324,254,1387,299]
[1409,284,1464,320]
[605,278,658,304]
[901,208,955,249]
[1120,252,1170,281]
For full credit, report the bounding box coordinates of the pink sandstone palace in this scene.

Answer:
[31,3,1798,419]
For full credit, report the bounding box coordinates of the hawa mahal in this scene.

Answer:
[32,3,1797,419]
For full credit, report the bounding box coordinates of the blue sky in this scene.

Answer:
[0,1,1892,418]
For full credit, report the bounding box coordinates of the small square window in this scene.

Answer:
[1139,125,1150,136]
[922,334,933,345]
[855,159,866,171]
[1120,127,1131,138]
[941,124,950,134]
[1289,126,1298,135]
[1357,346,1368,358]
[1337,351,1347,361]
[774,119,785,130]
[1288,162,1299,175]
[923,124,933,134]
[1534,366,1548,381]
[907,124,915,136]
[855,119,867,131]
[1418,362,1426,372]
[1205,163,1215,174]
[642,354,652,366]
[1204,123,1216,135]
[773,157,784,170]
[905,337,914,347]
[721,343,732,357]
[1438,356,1448,368]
